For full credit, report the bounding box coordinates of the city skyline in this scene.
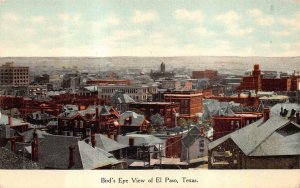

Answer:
[0,0,300,57]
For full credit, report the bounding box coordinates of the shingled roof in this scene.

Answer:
[38,134,120,169]
[208,114,300,157]
[91,134,128,152]
[120,111,146,126]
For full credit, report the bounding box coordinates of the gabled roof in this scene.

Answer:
[117,134,163,146]
[111,91,135,104]
[208,115,300,156]
[271,103,300,116]
[0,114,28,126]
[182,126,209,147]
[120,111,145,126]
[99,105,111,115]
[58,105,116,119]
[92,134,128,152]
[38,134,120,169]
[78,141,120,169]
[250,130,300,156]
[20,129,51,143]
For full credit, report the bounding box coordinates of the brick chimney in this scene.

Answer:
[95,107,99,119]
[129,137,134,146]
[263,108,270,122]
[91,134,96,148]
[68,146,75,169]
[113,134,118,141]
[11,138,16,152]
[8,115,12,126]
[296,111,300,124]
[31,130,38,162]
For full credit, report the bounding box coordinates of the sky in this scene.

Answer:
[0,0,300,57]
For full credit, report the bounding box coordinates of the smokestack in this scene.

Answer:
[263,108,270,122]
[11,138,16,152]
[68,146,75,169]
[31,130,38,162]
[91,134,96,148]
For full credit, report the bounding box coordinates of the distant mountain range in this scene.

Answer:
[0,56,299,75]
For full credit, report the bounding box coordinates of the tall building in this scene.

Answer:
[164,90,203,121]
[0,62,29,85]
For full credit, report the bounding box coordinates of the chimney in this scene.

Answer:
[113,134,118,141]
[296,111,300,124]
[11,138,16,152]
[8,115,12,126]
[68,146,75,169]
[128,116,132,125]
[91,134,96,148]
[31,130,38,162]
[129,137,134,146]
[263,108,270,122]
[95,107,99,119]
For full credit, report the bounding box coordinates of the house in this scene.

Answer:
[117,133,163,166]
[35,134,123,169]
[85,134,128,159]
[119,111,149,134]
[57,105,120,138]
[110,91,135,113]
[208,108,300,169]
[26,111,57,125]
[181,126,211,162]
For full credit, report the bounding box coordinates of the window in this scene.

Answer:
[80,120,84,128]
[74,120,78,128]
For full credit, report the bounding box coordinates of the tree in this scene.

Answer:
[150,113,164,129]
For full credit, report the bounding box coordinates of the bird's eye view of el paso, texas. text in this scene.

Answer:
[0,0,299,171]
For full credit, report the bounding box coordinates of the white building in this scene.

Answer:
[98,84,157,102]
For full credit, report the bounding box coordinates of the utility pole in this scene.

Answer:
[187,121,190,168]
[159,143,162,169]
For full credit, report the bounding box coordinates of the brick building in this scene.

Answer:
[0,62,29,85]
[192,70,218,84]
[237,64,299,92]
[237,64,262,91]
[212,112,263,140]
[129,102,180,128]
[164,90,203,121]
[57,105,120,138]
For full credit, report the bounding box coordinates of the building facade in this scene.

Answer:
[129,102,180,128]
[0,62,29,85]
[164,90,203,121]
[98,84,157,102]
